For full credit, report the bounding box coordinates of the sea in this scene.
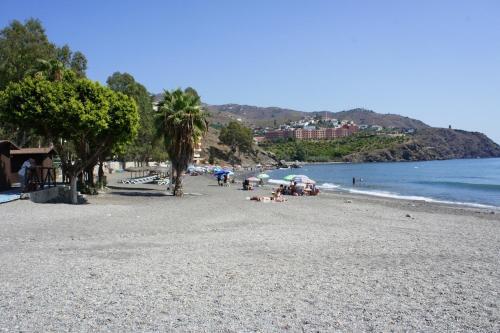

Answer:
[267,158,500,208]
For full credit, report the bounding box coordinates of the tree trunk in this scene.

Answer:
[78,172,83,187]
[61,166,67,184]
[70,175,78,204]
[98,161,104,185]
[169,164,174,193]
[86,166,95,186]
[173,171,183,197]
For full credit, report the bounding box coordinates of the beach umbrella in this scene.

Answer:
[257,173,269,179]
[283,174,296,181]
[247,176,260,182]
[268,179,290,186]
[293,175,315,184]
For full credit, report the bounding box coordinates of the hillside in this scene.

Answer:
[263,128,500,163]
[199,126,276,166]
[344,128,500,162]
[204,104,304,127]
[205,104,429,129]
[318,109,429,129]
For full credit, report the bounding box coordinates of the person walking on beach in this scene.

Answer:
[217,174,222,186]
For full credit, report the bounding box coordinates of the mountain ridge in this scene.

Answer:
[204,103,430,129]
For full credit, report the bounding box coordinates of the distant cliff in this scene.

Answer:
[344,128,500,162]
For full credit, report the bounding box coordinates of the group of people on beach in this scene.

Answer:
[276,182,320,197]
[249,181,320,203]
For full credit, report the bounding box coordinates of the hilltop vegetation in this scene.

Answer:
[261,134,408,162]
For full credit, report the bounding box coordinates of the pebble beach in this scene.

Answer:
[0,174,499,332]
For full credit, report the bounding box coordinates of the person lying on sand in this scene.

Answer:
[249,195,286,202]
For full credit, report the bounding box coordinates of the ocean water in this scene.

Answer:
[267,158,500,208]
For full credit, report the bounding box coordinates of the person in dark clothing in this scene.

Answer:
[352,177,356,186]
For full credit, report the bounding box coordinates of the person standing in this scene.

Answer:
[352,177,356,186]
[19,158,35,192]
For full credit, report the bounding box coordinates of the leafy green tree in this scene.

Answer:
[219,121,254,163]
[0,69,139,203]
[0,18,88,145]
[55,45,87,77]
[293,143,307,161]
[0,18,56,89]
[106,72,166,163]
[56,45,72,66]
[155,88,208,196]
[70,51,87,77]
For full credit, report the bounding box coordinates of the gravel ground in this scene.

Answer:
[0,175,499,332]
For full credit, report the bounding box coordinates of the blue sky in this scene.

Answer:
[2,0,499,143]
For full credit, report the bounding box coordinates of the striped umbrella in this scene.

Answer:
[293,175,315,184]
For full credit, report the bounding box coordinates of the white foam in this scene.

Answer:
[347,188,498,209]
[318,183,340,189]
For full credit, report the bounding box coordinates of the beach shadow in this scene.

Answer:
[107,185,157,191]
[110,191,171,197]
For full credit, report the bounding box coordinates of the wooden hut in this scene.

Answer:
[10,147,57,184]
[0,140,20,191]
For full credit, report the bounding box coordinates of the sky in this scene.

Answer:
[1,0,499,143]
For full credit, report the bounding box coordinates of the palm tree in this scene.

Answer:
[156,88,208,196]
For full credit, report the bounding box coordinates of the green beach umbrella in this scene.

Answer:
[283,174,296,181]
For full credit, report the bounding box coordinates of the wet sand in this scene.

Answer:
[0,175,499,332]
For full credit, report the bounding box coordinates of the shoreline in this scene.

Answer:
[319,186,500,211]
[230,172,500,214]
[258,181,500,215]
[259,177,500,212]
[264,158,500,210]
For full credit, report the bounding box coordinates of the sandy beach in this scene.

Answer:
[0,174,499,332]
